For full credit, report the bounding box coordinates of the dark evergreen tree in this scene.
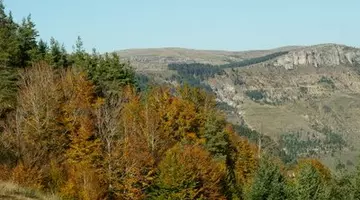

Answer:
[16,15,38,67]
[247,156,287,200]
[71,36,87,68]
[88,52,136,95]
[49,37,61,66]
[329,172,355,200]
[49,37,68,68]
[60,44,69,67]
[290,163,330,200]
[0,4,19,68]
[0,2,19,114]
[203,114,228,160]
[36,39,49,61]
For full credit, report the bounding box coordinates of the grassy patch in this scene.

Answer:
[0,181,61,200]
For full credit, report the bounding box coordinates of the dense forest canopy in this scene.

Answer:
[1,1,360,200]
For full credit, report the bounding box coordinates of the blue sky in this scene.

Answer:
[4,0,360,53]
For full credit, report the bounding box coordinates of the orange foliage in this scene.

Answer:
[115,135,155,199]
[11,164,43,189]
[156,144,226,199]
[0,165,11,181]
[228,126,259,186]
[60,69,104,200]
[159,97,199,142]
[118,87,157,199]
[116,86,217,199]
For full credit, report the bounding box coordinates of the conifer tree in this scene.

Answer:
[71,36,87,68]
[89,52,136,95]
[36,39,49,61]
[17,15,38,67]
[49,37,68,68]
[0,3,19,68]
[290,162,330,200]
[247,156,287,200]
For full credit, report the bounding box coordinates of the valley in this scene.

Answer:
[118,44,360,168]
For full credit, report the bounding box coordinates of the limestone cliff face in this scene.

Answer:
[209,45,360,111]
[274,44,360,69]
[206,44,360,149]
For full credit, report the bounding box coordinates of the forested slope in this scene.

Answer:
[1,1,360,200]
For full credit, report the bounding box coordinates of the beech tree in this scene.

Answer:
[3,63,65,188]
[59,69,103,199]
[149,144,226,200]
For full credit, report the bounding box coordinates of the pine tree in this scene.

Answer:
[60,44,69,67]
[290,162,330,200]
[247,156,287,200]
[203,113,228,160]
[36,39,49,61]
[17,15,39,67]
[0,4,19,68]
[330,172,355,200]
[49,37,68,68]
[89,52,136,95]
[0,4,19,113]
[71,36,87,68]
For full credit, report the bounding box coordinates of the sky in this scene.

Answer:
[4,0,360,53]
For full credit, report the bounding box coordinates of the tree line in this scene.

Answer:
[2,1,360,199]
[167,51,288,88]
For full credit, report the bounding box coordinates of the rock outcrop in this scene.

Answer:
[274,44,360,69]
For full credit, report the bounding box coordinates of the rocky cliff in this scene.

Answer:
[274,44,360,69]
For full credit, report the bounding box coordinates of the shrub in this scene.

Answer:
[245,90,266,101]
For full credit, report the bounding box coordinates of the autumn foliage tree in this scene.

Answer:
[3,63,65,188]
[148,144,226,200]
[59,69,104,200]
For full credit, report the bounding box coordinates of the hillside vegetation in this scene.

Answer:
[0,181,60,200]
[2,1,360,200]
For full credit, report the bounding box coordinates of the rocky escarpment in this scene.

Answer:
[211,44,360,106]
[205,44,360,168]
[273,44,360,70]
